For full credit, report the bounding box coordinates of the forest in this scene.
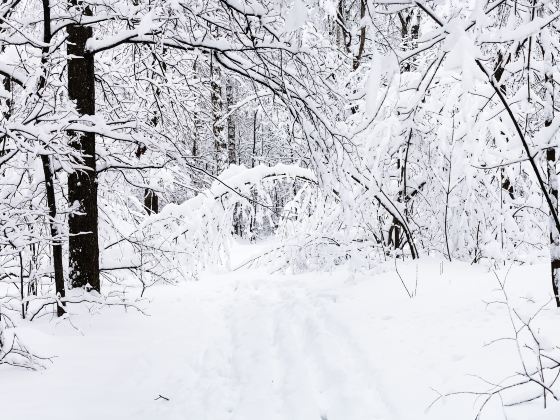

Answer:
[2,0,560,419]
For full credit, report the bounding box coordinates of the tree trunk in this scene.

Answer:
[211,52,226,174]
[41,155,65,315]
[144,189,159,215]
[252,110,257,168]
[336,0,350,54]
[226,79,236,165]
[193,109,200,157]
[388,11,421,253]
[547,147,560,307]
[226,79,241,234]
[38,0,65,315]
[67,2,99,291]
[248,111,258,237]
[399,10,420,72]
[352,0,366,71]
[192,60,202,159]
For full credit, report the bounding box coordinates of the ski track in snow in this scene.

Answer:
[3,259,560,420]
[224,283,392,420]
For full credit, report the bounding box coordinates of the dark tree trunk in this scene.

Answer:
[388,11,421,253]
[1,7,12,147]
[352,0,366,71]
[226,79,236,165]
[211,52,226,174]
[226,80,241,234]
[39,0,65,315]
[544,39,559,306]
[248,111,258,237]
[252,110,257,168]
[41,155,66,315]
[1,77,10,132]
[336,0,350,54]
[547,147,560,307]
[144,189,159,215]
[399,10,420,72]
[67,2,99,291]
[192,112,199,157]
[192,60,202,159]
[348,0,366,114]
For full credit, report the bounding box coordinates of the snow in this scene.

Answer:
[211,163,316,197]
[283,0,308,33]
[478,12,560,43]
[443,24,483,92]
[3,245,560,420]
[0,62,31,87]
[5,1,560,418]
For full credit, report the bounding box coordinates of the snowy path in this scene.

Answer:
[147,274,394,420]
[3,259,560,420]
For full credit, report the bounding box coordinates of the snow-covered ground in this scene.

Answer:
[3,247,560,420]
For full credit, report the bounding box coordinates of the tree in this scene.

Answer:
[226,78,237,165]
[66,0,99,291]
[211,53,227,174]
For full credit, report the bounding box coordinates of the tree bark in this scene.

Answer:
[226,79,241,234]
[67,1,99,291]
[547,147,560,307]
[388,11,420,252]
[192,60,202,159]
[41,155,66,315]
[336,0,350,53]
[399,10,420,72]
[38,0,65,315]
[144,189,159,215]
[226,79,236,165]
[252,110,257,168]
[352,0,366,71]
[211,52,226,174]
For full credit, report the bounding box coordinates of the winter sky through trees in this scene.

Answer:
[2,0,560,418]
